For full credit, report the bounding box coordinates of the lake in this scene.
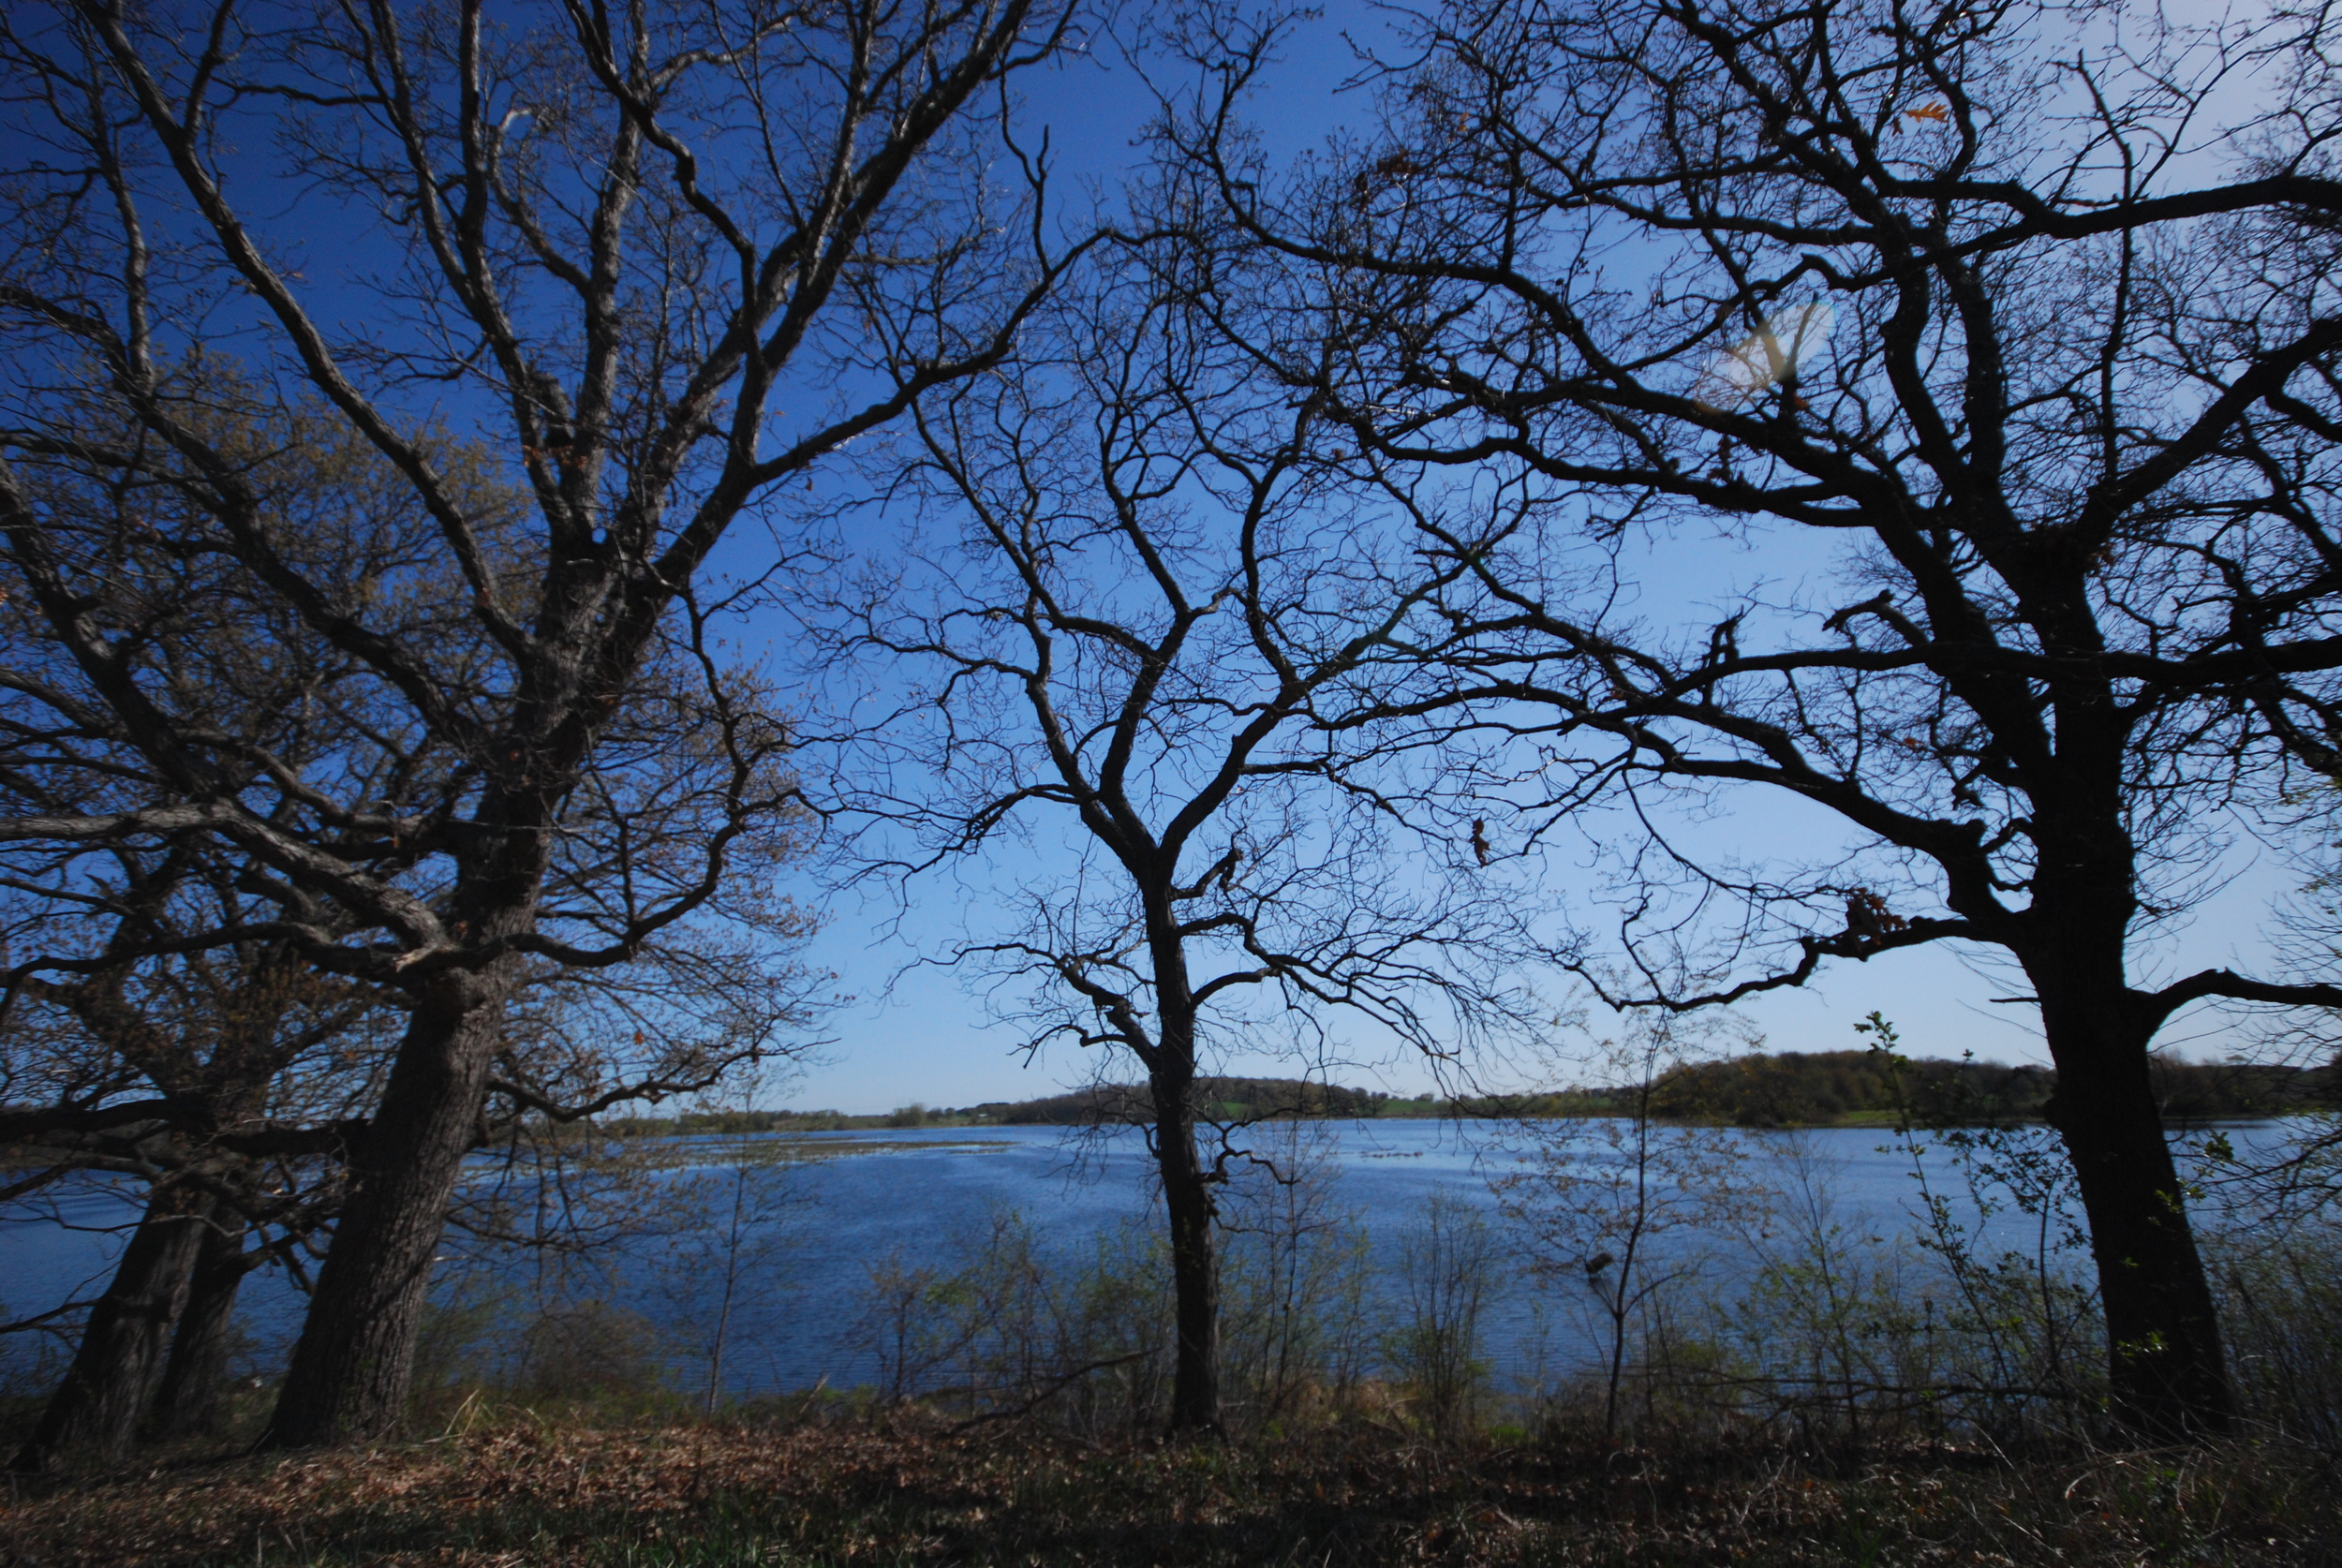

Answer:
[2,1117,2277,1399]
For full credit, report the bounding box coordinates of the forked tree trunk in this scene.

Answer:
[11,1183,209,1472]
[263,965,516,1447]
[1149,1052,1223,1435]
[146,1205,252,1440]
[2031,966,2231,1440]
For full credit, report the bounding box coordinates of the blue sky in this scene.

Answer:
[7,1,2298,1117]
[761,4,2314,1114]
[786,759,2303,1115]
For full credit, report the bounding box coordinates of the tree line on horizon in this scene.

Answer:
[6,0,2342,1464]
[600,1049,2342,1138]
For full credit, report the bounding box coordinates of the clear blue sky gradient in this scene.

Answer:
[753,6,2307,1114]
[35,2,2279,1116]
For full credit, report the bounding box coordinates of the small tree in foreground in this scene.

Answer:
[1495,1013,1751,1441]
[1385,1192,1497,1440]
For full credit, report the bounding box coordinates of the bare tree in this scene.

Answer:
[1384,1191,1496,1439]
[1167,0,2342,1438]
[819,235,1524,1432]
[0,424,407,1469]
[1494,1013,1751,1442]
[2,864,393,1471]
[0,0,1091,1444]
[0,375,823,1462]
[2,821,822,1470]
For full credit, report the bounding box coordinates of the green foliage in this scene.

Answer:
[407,1277,521,1423]
[2197,1114,2342,1452]
[406,1274,680,1431]
[508,1301,675,1408]
[849,1136,1389,1439]
[424,1030,2342,1459]
[600,1056,2266,1135]
[606,1108,856,1136]
[1497,1014,1756,1440]
[2212,1223,2342,1453]
[1652,1049,2053,1127]
[605,1079,1436,1136]
[1709,1132,2104,1450]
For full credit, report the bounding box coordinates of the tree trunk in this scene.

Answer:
[2033,969,2231,1440]
[145,1205,252,1440]
[11,1183,208,1472]
[1150,1058,1223,1436]
[262,969,512,1447]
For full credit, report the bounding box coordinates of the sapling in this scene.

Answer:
[1494,1013,1753,1439]
[1386,1192,1497,1439]
[1864,1013,2099,1440]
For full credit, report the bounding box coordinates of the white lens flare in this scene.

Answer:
[1693,302,1836,408]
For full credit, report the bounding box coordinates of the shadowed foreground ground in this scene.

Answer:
[2,1413,2335,1566]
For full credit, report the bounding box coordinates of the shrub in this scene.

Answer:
[1382,1194,1495,1439]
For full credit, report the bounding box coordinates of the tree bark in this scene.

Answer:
[11,1183,208,1472]
[2030,961,2231,1440]
[262,967,514,1447]
[1149,1046,1223,1436]
[145,1204,252,1441]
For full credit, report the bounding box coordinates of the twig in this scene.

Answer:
[947,1352,1155,1433]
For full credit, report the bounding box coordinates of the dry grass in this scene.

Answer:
[1,1407,2335,1567]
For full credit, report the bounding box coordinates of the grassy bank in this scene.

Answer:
[3,1406,2333,1566]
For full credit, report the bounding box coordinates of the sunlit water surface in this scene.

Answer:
[5,1118,2285,1398]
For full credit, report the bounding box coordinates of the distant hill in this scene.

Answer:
[980,1077,1406,1126]
[1647,1049,2047,1127]
[1641,1049,2339,1127]
[601,1078,1432,1137]
[603,1053,2339,1138]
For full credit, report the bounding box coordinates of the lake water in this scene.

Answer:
[2,1118,2282,1399]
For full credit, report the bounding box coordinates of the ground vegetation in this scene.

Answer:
[0,1400,2333,1566]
